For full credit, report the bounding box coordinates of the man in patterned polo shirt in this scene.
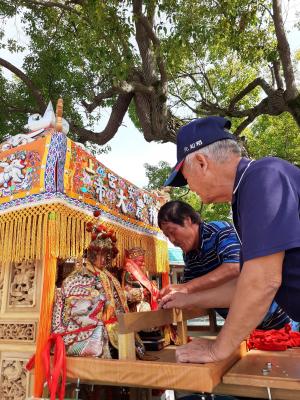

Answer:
[158,200,290,330]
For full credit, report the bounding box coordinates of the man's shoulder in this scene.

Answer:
[203,220,233,232]
[247,157,299,177]
[240,157,300,196]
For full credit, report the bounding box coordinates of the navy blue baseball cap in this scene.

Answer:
[164,116,235,187]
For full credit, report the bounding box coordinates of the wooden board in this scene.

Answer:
[223,348,300,391]
[66,344,244,393]
[215,383,300,400]
[117,308,207,334]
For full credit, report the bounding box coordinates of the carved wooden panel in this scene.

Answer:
[0,357,29,400]
[0,321,36,343]
[8,260,37,308]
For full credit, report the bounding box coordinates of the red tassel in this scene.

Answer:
[247,324,300,351]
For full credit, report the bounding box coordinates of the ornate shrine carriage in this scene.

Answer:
[0,101,169,399]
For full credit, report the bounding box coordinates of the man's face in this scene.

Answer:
[181,154,226,204]
[160,218,198,253]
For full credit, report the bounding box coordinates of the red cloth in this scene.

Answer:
[247,324,300,351]
[26,324,97,400]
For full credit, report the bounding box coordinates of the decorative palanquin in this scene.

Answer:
[0,109,168,399]
[0,128,168,273]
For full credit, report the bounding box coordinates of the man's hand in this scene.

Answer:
[159,292,192,310]
[176,338,227,363]
[159,283,189,298]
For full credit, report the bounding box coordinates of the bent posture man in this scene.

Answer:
[159,200,290,330]
[161,116,300,363]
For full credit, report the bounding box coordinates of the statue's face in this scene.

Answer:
[134,255,145,269]
[94,250,112,270]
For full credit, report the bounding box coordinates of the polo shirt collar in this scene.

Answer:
[198,222,203,251]
[185,222,203,257]
[232,157,252,202]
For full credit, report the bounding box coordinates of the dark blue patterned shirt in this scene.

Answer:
[183,221,240,280]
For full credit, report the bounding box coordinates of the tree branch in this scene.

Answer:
[0,100,36,115]
[272,60,284,89]
[228,77,274,110]
[200,69,219,102]
[170,92,198,114]
[17,0,83,16]
[81,87,120,113]
[234,113,258,136]
[138,14,167,84]
[82,81,154,113]
[268,64,275,87]
[0,58,47,112]
[133,0,167,87]
[272,0,298,99]
[133,0,156,85]
[186,72,205,101]
[71,92,133,145]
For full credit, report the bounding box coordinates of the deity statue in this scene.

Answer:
[122,247,159,312]
[51,213,145,359]
[123,248,181,349]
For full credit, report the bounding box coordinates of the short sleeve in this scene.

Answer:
[238,167,300,261]
[217,226,240,264]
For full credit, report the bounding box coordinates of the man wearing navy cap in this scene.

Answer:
[160,116,300,363]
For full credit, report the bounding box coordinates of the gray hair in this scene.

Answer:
[185,139,241,165]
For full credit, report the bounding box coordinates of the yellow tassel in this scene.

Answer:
[41,213,48,259]
[37,216,42,259]
[25,215,32,260]
[34,240,57,397]
[0,203,169,272]
[31,214,37,260]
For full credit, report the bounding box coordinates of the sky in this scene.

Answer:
[98,116,176,188]
[1,0,299,188]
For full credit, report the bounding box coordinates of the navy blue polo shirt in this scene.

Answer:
[232,157,300,321]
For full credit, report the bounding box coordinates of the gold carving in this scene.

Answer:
[1,359,28,399]
[0,322,36,342]
[8,261,36,307]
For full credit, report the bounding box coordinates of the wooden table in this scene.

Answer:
[66,345,243,393]
[64,309,300,399]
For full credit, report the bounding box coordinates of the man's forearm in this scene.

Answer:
[186,263,240,293]
[214,253,284,359]
[183,278,236,308]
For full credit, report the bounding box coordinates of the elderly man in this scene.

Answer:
[160,116,300,363]
[159,200,290,330]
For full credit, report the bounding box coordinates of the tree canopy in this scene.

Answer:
[0,0,299,146]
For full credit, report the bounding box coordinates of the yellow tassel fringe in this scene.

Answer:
[0,203,169,273]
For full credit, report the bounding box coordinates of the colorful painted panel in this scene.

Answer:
[0,133,50,203]
[66,141,162,228]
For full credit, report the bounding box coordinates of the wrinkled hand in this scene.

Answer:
[158,291,191,310]
[176,338,226,364]
[159,283,189,298]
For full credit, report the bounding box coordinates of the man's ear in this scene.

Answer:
[183,216,193,227]
[194,153,208,174]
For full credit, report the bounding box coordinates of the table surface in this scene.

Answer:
[223,348,300,390]
[65,346,300,398]
[66,345,243,393]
